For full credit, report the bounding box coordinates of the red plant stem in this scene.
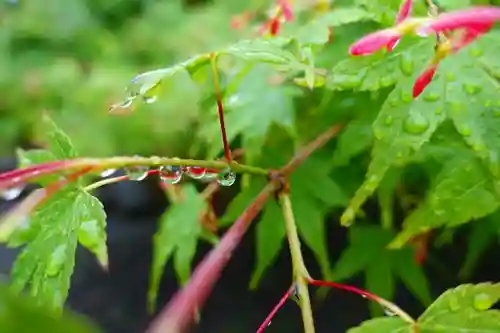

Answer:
[145,183,277,333]
[309,279,381,302]
[280,124,343,175]
[210,54,232,163]
[0,161,72,189]
[256,285,294,333]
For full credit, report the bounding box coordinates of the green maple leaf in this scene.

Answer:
[0,284,101,333]
[330,31,500,237]
[148,184,206,310]
[9,115,108,311]
[332,225,431,316]
[349,283,500,332]
[201,64,300,160]
[222,147,347,287]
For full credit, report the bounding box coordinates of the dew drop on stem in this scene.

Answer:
[185,166,207,180]
[125,165,149,181]
[0,186,24,201]
[216,170,236,186]
[159,165,183,185]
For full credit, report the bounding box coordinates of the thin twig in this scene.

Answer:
[279,124,343,175]
[210,53,232,163]
[279,192,315,333]
[0,156,269,190]
[256,285,294,333]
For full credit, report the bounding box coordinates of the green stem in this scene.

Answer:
[61,156,268,177]
[279,193,316,333]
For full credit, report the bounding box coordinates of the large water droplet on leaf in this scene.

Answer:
[403,113,429,135]
[47,244,68,277]
[458,126,472,136]
[400,90,412,103]
[435,107,443,115]
[185,166,206,180]
[448,296,460,312]
[384,116,393,125]
[383,307,396,316]
[470,48,483,57]
[159,165,183,185]
[423,93,440,102]
[217,170,236,187]
[388,98,398,107]
[79,220,101,249]
[473,293,494,311]
[445,72,455,82]
[143,95,157,104]
[0,186,24,201]
[337,76,362,89]
[399,54,414,76]
[463,84,482,95]
[125,165,149,181]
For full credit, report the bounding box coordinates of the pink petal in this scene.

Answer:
[279,0,294,22]
[418,6,500,35]
[349,28,402,56]
[396,0,413,24]
[453,23,494,52]
[413,65,438,98]
[386,37,401,52]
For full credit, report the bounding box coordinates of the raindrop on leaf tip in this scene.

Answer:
[216,170,236,187]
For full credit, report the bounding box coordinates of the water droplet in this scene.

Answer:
[373,129,384,140]
[445,73,455,82]
[384,307,396,316]
[185,166,207,180]
[0,186,24,201]
[47,244,67,277]
[267,320,272,327]
[143,95,157,104]
[458,126,472,136]
[472,142,486,152]
[448,296,460,312]
[423,93,440,102]
[470,48,483,57]
[403,113,429,135]
[435,107,443,115]
[100,169,116,178]
[338,76,362,89]
[159,165,183,185]
[463,84,482,95]
[399,54,413,76]
[400,90,412,103]
[380,76,394,87]
[217,170,236,187]
[473,293,493,311]
[388,98,398,107]
[384,116,393,125]
[125,165,149,181]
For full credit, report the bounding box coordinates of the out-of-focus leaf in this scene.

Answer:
[149,184,205,310]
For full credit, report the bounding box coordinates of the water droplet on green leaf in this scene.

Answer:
[458,126,472,136]
[384,116,393,125]
[143,95,157,104]
[388,98,398,107]
[400,90,412,103]
[423,93,440,102]
[78,220,100,249]
[445,73,455,82]
[448,296,460,312]
[373,129,384,140]
[47,244,67,277]
[380,76,394,87]
[463,84,482,95]
[337,76,362,89]
[399,54,414,76]
[217,170,236,186]
[473,293,494,311]
[403,113,429,135]
[435,107,443,115]
[470,48,483,57]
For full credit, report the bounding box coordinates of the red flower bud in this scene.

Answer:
[349,29,402,56]
[413,64,438,98]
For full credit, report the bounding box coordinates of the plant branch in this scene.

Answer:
[279,124,343,175]
[0,156,269,190]
[279,192,315,333]
[210,53,232,163]
[309,279,415,324]
[256,285,294,333]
